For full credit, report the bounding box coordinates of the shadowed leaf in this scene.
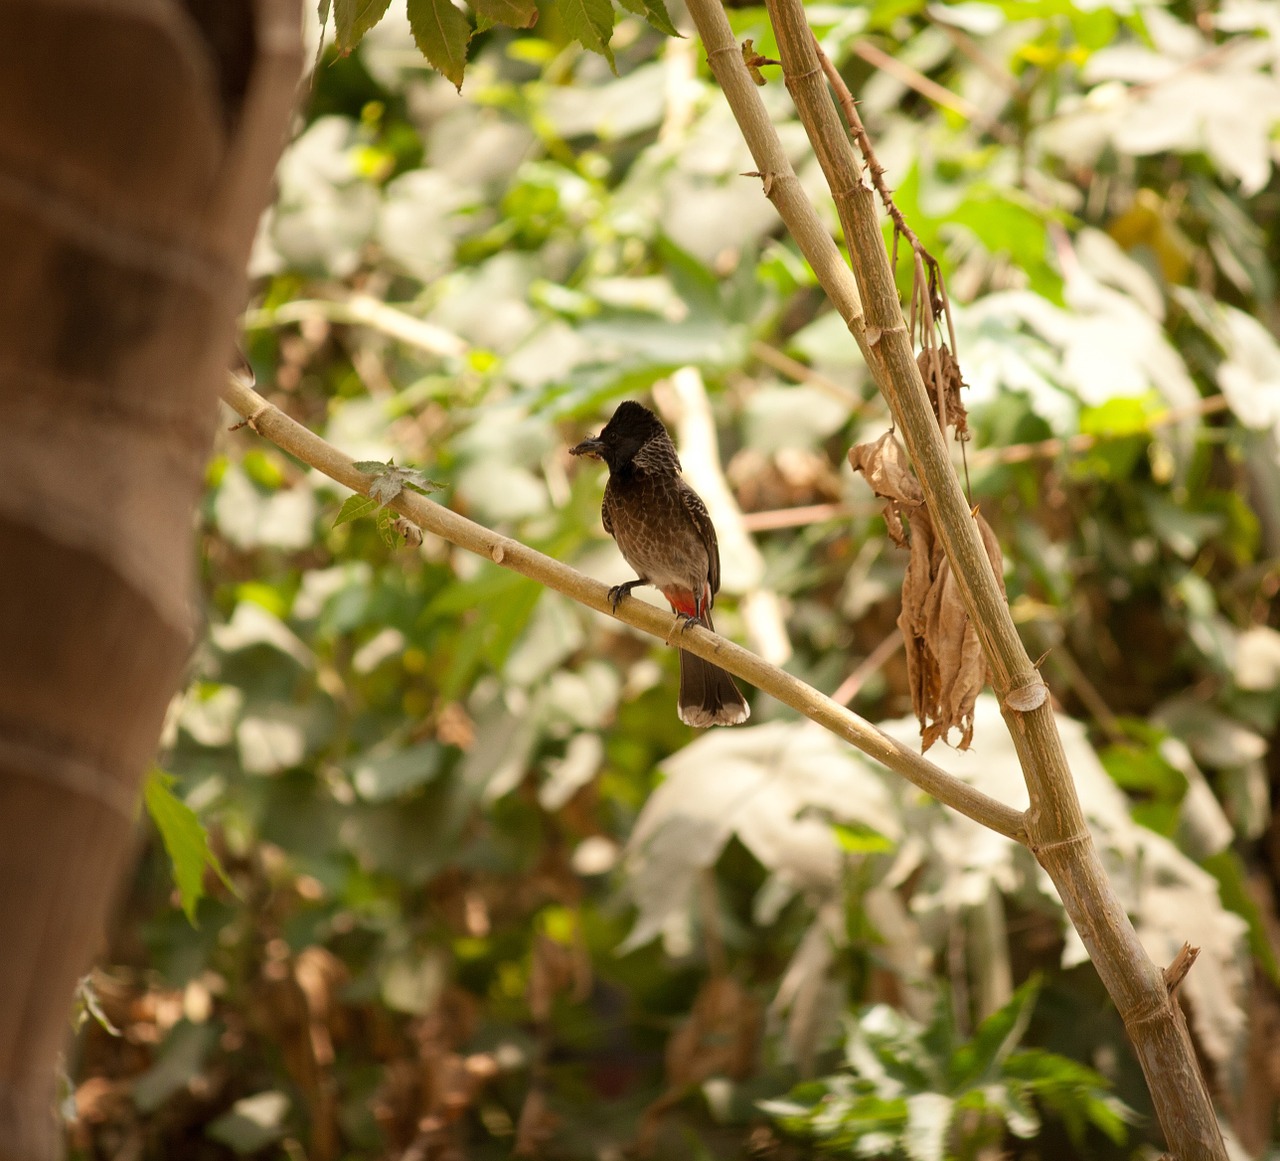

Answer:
[143,769,234,926]
[471,0,538,29]
[334,0,392,52]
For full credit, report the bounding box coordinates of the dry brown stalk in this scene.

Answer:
[684,0,1227,1154]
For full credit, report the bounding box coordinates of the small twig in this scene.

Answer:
[929,21,1018,92]
[221,374,1028,844]
[242,292,468,360]
[813,38,927,270]
[735,395,1231,535]
[739,502,864,532]
[848,38,1014,143]
[813,36,961,373]
[748,339,863,407]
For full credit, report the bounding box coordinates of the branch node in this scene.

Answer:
[1004,681,1048,712]
[1030,830,1091,860]
[229,403,270,433]
[786,64,823,83]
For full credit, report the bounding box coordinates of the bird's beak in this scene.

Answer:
[570,435,605,458]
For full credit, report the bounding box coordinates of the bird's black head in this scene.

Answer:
[570,401,673,473]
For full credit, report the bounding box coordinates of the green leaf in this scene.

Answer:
[949,976,1039,1089]
[832,821,895,854]
[407,0,473,90]
[615,0,679,38]
[470,0,538,29]
[144,768,234,926]
[334,0,393,53]
[334,493,379,527]
[558,0,616,69]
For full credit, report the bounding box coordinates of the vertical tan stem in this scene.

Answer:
[684,0,1227,1154]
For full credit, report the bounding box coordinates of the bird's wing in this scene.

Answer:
[601,483,615,538]
[678,480,720,600]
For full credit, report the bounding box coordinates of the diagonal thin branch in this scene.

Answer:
[220,374,1028,844]
[242,292,468,360]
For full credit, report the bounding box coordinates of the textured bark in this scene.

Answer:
[0,3,301,1157]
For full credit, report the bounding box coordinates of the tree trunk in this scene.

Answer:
[0,3,300,1157]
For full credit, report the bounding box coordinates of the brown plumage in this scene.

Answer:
[570,401,750,728]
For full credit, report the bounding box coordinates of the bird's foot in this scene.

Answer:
[674,611,698,635]
[607,580,644,614]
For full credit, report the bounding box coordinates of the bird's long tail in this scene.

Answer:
[666,601,749,728]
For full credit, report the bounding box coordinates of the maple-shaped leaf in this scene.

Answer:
[352,461,442,507]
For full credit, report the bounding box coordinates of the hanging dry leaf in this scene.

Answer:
[850,432,1005,750]
[848,430,923,548]
[917,345,969,441]
[899,503,1006,751]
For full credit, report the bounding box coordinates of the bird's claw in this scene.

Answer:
[607,584,630,614]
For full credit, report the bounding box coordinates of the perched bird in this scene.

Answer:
[570,401,750,728]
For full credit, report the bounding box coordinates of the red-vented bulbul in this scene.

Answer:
[570,401,750,728]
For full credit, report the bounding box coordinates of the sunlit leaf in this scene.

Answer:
[143,769,234,926]
[407,0,473,90]
[557,0,616,69]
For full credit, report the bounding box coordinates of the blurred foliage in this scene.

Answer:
[760,979,1131,1159]
[71,0,1280,1158]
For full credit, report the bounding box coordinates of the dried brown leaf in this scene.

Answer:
[917,345,969,440]
[848,431,922,548]
[896,504,1006,751]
